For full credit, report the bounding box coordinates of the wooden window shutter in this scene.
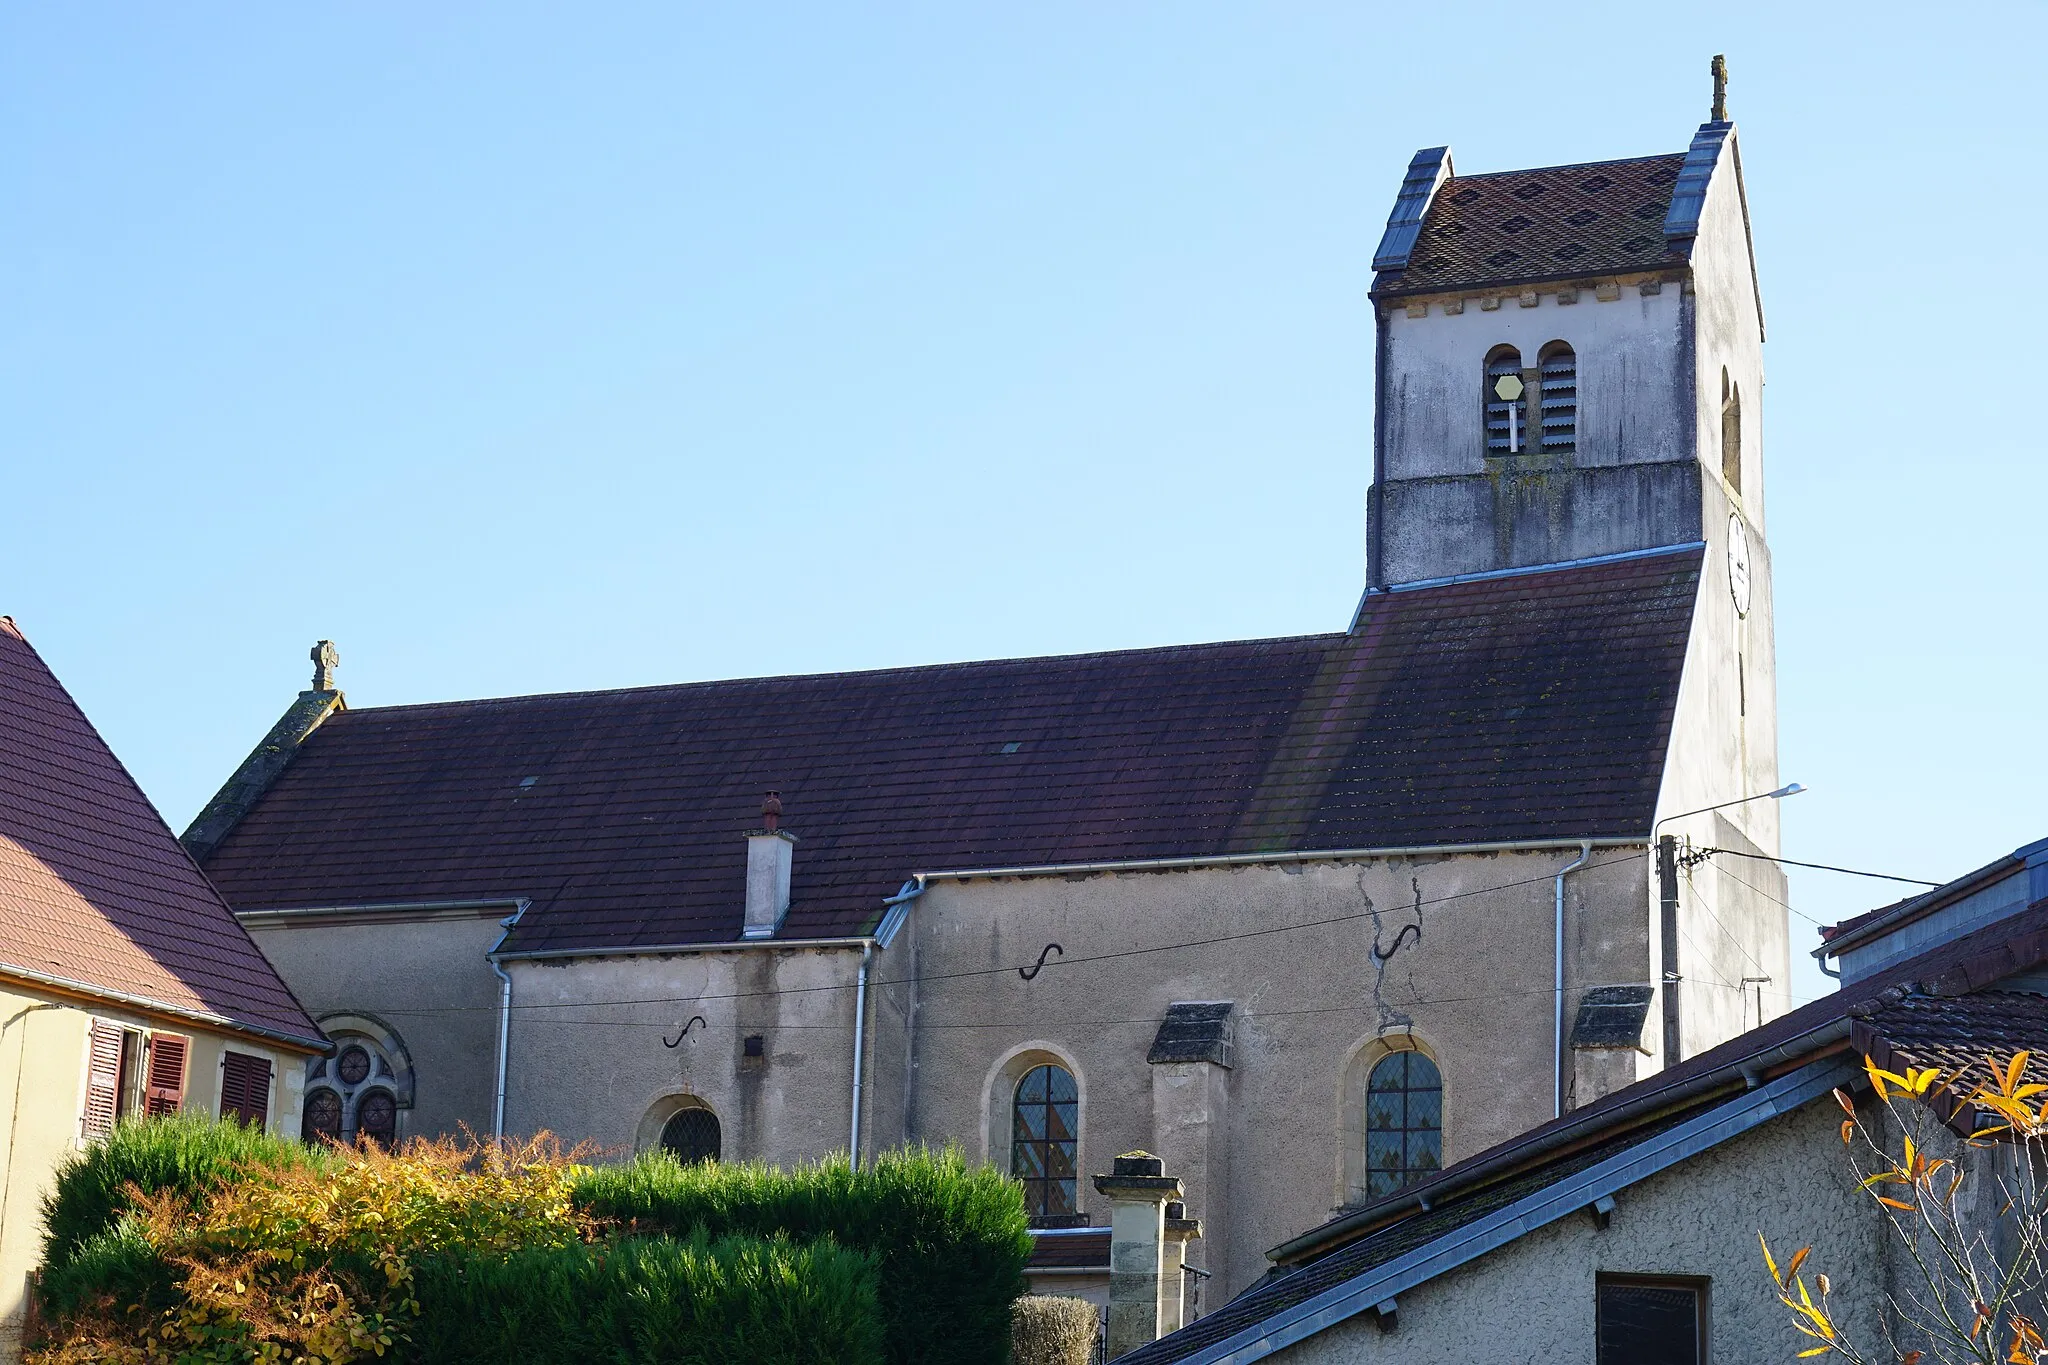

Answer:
[143,1033,189,1115]
[81,1020,124,1141]
[219,1051,272,1129]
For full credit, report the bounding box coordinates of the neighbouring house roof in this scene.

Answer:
[1818,841,2048,959]
[1371,153,1690,298]
[195,547,1702,956]
[0,619,323,1049]
[1026,1229,1112,1273]
[1119,858,2048,1365]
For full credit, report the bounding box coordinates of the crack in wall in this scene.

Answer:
[1362,874,1427,1033]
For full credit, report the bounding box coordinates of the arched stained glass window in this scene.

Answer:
[357,1090,398,1149]
[1012,1064,1078,1221]
[302,1088,342,1143]
[302,1028,409,1149]
[661,1107,722,1165]
[1365,1051,1442,1197]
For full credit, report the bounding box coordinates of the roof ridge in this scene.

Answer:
[333,630,1352,717]
[1443,150,1686,182]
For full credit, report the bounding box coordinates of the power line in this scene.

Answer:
[378,852,1651,1019]
[1695,846,1941,888]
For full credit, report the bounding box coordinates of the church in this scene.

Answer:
[185,94,1784,1301]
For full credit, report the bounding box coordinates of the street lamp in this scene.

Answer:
[1654,782,1805,840]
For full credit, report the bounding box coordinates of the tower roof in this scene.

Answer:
[1371,151,1690,298]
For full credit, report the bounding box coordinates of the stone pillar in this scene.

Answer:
[1094,1151,1183,1359]
[1148,1002,1232,1287]
[1161,1200,1203,1336]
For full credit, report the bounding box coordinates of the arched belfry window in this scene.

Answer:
[1012,1063,1078,1221]
[1483,347,1527,455]
[1364,1050,1442,1197]
[1538,342,1578,453]
[661,1106,722,1164]
[302,1022,410,1149]
[1721,368,1743,494]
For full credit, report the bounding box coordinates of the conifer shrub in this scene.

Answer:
[571,1146,1033,1365]
[403,1232,883,1365]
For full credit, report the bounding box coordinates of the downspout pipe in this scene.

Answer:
[850,879,928,1162]
[485,899,533,1145]
[849,940,873,1162]
[1555,840,1595,1119]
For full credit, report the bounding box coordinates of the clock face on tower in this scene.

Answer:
[1727,513,1752,618]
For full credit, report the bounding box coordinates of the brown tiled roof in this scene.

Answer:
[1120,886,2048,1365]
[1373,153,1689,298]
[0,619,322,1047]
[1027,1230,1110,1271]
[199,549,1700,954]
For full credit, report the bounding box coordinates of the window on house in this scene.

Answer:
[1483,347,1527,454]
[1539,342,1578,452]
[661,1107,722,1164]
[220,1051,273,1129]
[357,1089,398,1148]
[1013,1063,1079,1222]
[1364,1050,1442,1197]
[1720,369,1742,494]
[143,1033,189,1117]
[81,1020,130,1142]
[1597,1276,1706,1364]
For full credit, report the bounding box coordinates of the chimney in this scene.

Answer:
[1093,1151,1185,1357]
[742,791,795,939]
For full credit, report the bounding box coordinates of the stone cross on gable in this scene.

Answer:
[311,640,340,692]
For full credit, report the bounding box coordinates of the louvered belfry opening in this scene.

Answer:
[1539,343,1578,452]
[1483,347,1526,454]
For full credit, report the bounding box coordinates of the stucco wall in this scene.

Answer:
[1270,1097,1882,1364]
[246,910,508,1141]
[502,946,864,1163]
[0,983,308,1363]
[1373,283,1696,586]
[882,850,1652,1297]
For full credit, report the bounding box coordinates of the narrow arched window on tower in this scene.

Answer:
[1538,343,1578,453]
[1012,1063,1078,1221]
[1483,347,1527,455]
[1364,1050,1442,1197]
[1721,369,1743,494]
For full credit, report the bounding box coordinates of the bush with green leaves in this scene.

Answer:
[572,1146,1033,1365]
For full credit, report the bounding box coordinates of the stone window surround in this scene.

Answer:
[634,1091,720,1157]
[981,1041,1087,1215]
[1338,1030,1448,1207]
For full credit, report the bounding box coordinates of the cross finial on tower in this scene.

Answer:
[1711,54,1729,122]
[310,640,340,692]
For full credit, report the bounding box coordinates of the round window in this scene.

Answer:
[357,1090,398,1148]
[336,1046,372,1086]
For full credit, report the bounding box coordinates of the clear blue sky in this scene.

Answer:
[4,4,2040,1009]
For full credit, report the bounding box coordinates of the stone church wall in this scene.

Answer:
[876,849,1653,1296]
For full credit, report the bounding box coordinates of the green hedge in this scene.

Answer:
[403,1233,884,1365]
[38,1111,327,1272]
[572,1146,1032,1365]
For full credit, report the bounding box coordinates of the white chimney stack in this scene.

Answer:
[742,790,795,939]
